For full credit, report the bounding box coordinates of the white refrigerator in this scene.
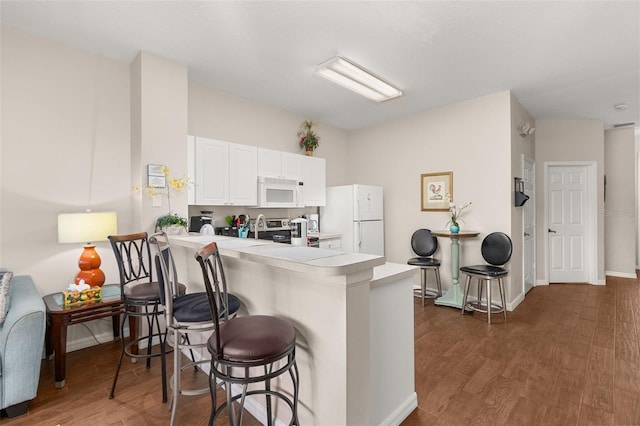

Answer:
[320,184,384,256]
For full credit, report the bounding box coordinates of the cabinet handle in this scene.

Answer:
[524,232,530,237]
[548,228,556,233]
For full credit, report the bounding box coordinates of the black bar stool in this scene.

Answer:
[407,229,442,306]
[460,232,512,324]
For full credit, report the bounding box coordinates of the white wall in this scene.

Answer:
[604,127,636,277]
[131,51,189,231]
[346,91,514,298]
[509,93,535,302]
[1,27,131,349]
[534,120,605,284]
[1,26,130,291]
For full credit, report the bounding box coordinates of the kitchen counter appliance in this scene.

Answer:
[320,184,384,256]
[215,217,318,246]
[189,215,213,233]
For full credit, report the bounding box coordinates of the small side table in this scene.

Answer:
[43,284,127,388]
[432,230,480,309]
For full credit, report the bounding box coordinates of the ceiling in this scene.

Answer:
[2,1,638,131]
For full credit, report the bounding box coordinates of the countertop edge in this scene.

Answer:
[371,263,419,288]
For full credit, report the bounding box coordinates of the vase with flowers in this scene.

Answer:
[297,119,320,156]
[446,194,472,234]
[133,165,192,234]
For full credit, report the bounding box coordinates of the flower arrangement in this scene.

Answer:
[132,166,192,231]
[297,119,320,154]
[446,194,472,229]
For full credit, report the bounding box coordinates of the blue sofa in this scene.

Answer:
[0,275,46,417]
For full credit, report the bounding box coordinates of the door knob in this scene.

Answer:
[548,228,557,233]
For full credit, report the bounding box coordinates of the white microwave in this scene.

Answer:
[257,176,303,208]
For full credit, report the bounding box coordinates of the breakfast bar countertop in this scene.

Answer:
[169,234,385,277]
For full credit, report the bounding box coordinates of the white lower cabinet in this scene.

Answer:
[190,136,257,206]
[319,237,342,250]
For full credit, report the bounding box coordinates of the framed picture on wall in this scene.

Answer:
[147,164,166,188]
[421,171,452,211]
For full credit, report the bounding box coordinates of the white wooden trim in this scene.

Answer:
[605,271,637,279]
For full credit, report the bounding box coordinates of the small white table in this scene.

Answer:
[432,230,480,309]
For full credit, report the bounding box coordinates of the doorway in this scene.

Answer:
[545,162,597,283]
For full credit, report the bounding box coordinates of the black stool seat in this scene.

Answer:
[173,292,241,323]
[460,265,508,277]
[124,282,186,302]
[408,257,441,268]
[208,315,296,362]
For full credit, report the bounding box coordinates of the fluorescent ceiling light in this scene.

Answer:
[314,56,402,102]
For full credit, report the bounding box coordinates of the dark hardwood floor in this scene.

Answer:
[3,276,640,425]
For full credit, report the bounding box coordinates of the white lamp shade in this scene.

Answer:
[58,212,118,244]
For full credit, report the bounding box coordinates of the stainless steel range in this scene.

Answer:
[251,217,318,246]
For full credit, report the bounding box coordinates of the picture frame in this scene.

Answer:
[147,164,166,188]
[421,172,453,211]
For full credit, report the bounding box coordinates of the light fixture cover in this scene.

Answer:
[58,212,118,244]
[314,56,402,102]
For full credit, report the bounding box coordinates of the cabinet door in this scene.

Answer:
[302,156,326,206]
[257,148,282,178]
[195,137,229,205]
[281,152,303,181]
[319,237,342,250]
[229,143,258,206]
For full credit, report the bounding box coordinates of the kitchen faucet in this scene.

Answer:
[254,214,267,240]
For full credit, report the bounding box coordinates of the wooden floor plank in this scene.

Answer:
[4,280,640,425]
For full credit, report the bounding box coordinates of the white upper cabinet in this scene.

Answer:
[302,156,326,206]
[191,136,257,206]
[190,136,323,207]
[229,142,258,205]
[258,148,303,181]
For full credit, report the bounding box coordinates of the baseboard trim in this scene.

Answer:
[377,392,418,426]
[507,292,525,311]
[536,279,549,286]
[605,271,637,279]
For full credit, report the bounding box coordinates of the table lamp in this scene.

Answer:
[58,211,118,287]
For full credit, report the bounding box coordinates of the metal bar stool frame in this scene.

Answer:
[108,232,168,402]
[195,242,300,426]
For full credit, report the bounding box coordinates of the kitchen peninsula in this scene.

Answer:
[169,234,418,426]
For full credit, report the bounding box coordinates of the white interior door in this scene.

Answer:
[523,156,535,293]
[547,165,591,282]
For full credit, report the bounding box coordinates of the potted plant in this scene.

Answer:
[298,119,320,156]
[155,212,188,234]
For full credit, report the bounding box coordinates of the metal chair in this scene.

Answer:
[149,233,241,426]
[107,232,184,402]
[407,229,442,306]
[195,242,300,426]
[460,232,512,324]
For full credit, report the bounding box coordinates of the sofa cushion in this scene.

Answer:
[0,269,12,326]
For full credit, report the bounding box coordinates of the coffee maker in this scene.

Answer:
[306,214,319,234]
[290,218,308,246]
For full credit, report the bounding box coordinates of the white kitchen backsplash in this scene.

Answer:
[187,205,319,228]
